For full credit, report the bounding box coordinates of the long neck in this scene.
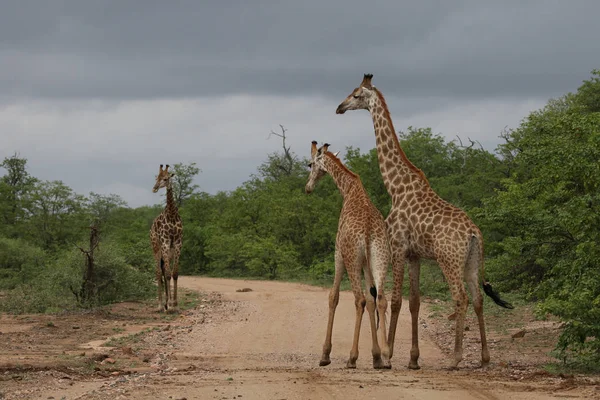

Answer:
[368,89,429,198]
[323,153,359,199]
[164,182,178,218]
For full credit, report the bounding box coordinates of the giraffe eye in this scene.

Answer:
[353,94,359,99]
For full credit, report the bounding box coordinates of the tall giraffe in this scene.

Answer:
[150,164,183,313]
[306,141,392,369]
[336,74,513,369]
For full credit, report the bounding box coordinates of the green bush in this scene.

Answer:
[0,236,46,289]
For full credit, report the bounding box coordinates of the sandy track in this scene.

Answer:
[138,277,581,400]
[2,276,595,399]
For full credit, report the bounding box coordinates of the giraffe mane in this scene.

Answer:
[374,88,430,186]
[324,151,358,179]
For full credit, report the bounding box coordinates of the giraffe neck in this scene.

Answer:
[368,89,429,199]
[323,153,360,199]
[164,183,178,219]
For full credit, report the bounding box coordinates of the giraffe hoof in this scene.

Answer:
[408,362,421,370]
[374,362,392,370]
[319,359,331,367]
[345,361,357,369]
[373,357,391,369]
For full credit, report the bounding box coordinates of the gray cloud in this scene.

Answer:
[0,1,597,207]
[1,1,598,102]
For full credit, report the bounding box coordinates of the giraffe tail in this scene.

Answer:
[370,286,379,329]
[365,237,380,329]
[469,234,514,310]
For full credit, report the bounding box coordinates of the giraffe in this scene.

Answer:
[335,74,513,370]
[150,164,183,313]
[305,140,392,369]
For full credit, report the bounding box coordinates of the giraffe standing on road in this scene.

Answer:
[150,164,183,313]
[305,141,395,369]
[336,74,513,369]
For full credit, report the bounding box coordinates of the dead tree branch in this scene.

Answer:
[267,124,294,175]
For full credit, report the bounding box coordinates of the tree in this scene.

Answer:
[86,192,127,227]
[481,70,600,365]
[267,124,296,176]
[170,162,201,208]
[0,153,37,232]
[25,180,86,250]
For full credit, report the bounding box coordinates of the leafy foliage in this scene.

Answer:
[480,70,600,364]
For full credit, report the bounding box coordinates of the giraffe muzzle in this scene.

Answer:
[336,104,347,114]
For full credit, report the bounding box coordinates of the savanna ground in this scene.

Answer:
[1,277,599,400]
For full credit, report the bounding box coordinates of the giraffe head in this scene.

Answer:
[152,164,175,193]
[336,73,376,114]
[305,141,339,194]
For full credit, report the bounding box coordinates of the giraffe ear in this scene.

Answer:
[361,73,373,88]
[169,173,175,178]
[311,141,318,157]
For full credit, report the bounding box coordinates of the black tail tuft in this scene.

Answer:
[370,286,380,329]
[483,282,514,309]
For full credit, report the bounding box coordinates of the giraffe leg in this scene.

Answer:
[169,246,181,313]
[408,258,421,370]
[447,276,469,369]
[155,256,167,313]
[319,251,344,367]
[465,251,490,367]
[161,245,172,313]
[347,289,366,369]
[346,252,366,369]
[385,227,406,360]
[370,238,391,369]
[363,270,384,369]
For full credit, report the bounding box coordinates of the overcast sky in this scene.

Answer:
[1,1,599,207]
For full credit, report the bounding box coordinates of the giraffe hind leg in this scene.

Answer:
[320,251,344,367]
[363,269,384,369]
[407,258,421,370]
[465,237,490,367]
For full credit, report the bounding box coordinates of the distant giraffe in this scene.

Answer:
[336,74,513,369]
[150,164,183,313]
[306,141,393,369]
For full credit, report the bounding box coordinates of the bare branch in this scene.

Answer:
[267,124,293,176]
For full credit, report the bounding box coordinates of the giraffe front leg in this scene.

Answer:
[408,258,421,370]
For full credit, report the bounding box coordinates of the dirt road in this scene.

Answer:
[1,277,597,399]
